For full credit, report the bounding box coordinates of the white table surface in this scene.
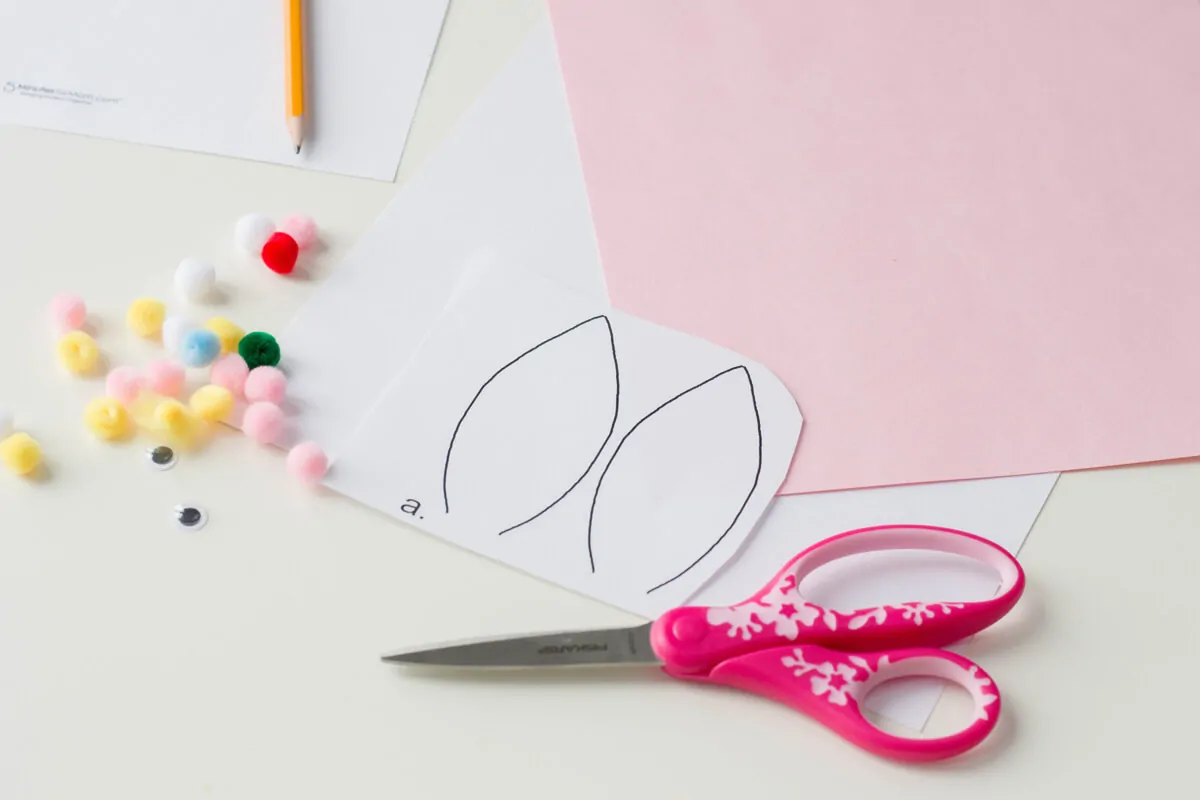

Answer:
[1,2,1196,797]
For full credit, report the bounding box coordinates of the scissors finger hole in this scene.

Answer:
[859,675,976,739]
[854,654,1000,743]
[797,549,1004,610]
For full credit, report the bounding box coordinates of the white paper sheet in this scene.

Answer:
[328,264,802,615]
[281,17,1059,728]
[279,17,605,453]
[0,0,449,180]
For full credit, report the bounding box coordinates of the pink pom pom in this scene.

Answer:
[145,359,185,398]
[210,354,250,397]
[242,402,284,445]
[286,441,328,484]
[244,366,287,404]
[49,293,87,332]
[279,214,318,249]
[105,366,144,405]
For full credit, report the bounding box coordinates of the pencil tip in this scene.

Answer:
[295,145,301,154]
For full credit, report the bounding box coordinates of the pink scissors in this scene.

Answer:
[383,524,1024,763]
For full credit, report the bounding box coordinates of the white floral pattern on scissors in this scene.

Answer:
[779,647,998,721]
[780,649,887,707]
[706,571,967,641]
[848,601,966,630]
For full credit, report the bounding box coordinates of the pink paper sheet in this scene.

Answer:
[548,0,1200,494]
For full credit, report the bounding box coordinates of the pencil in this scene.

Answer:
[285,0,305,154]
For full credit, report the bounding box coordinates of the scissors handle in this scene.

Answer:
[653,525,1024,675]
[685,643,999,762]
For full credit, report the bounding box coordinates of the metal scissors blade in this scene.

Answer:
[382,622,659,669]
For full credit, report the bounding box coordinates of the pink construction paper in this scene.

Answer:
[548,0,1200,494]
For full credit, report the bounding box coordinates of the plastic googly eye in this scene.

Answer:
[172,504,208,531]
[146,445,177,471]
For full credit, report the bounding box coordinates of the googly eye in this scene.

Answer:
[146,445,177,471]
[172,504,208,531]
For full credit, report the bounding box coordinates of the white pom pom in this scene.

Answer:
[175,257,216,302]
[162,315,197,354]
[234,213,276,254]
[0,407,13,439]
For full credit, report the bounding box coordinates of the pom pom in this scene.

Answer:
[162,315,197,354]
[242,401,284,445]
[279,214,318,249]
[135,397,208,450]
[235,213,275,254]
[287,441,328,484]
[145,359,186,397]
[57,331,100,375]
[204,317,244,355]
[261,231,299,275]
[210,354,249,396]
[84,397,132,441]
[155,400,187,430]
[105,365,144,405]
[153,398,202,439]
[244,366,287,404]
[189,385,234,422]
[175,257,216,303]
[238,331,281,369]
[127,298,166,339]
[0,432,41,476]
[0,408,12,440]
[49,293,87,332]
[179,329,221,368]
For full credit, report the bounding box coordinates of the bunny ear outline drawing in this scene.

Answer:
[588,365,764,595]
[441,316,621,536]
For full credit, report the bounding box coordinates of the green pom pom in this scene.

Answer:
[238,331,281,369]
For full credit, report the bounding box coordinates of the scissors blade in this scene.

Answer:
[381,622,659,669]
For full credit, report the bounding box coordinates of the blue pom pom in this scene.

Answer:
[179,328,221,368]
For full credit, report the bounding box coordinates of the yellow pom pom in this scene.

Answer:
[0,432,42,476]
[57,330,100,375]
[127,298,166,338]
[84,397,132,441]
[154,399,195,434]
[189,385,234,422]
[204,317,245,355]
[150,398,208,450]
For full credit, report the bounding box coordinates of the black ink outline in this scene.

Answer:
[586,365,764,594]
[442,316,621,535]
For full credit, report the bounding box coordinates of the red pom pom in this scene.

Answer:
[261,231,299,275]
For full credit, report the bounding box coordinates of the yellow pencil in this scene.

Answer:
[285,0,305,154]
